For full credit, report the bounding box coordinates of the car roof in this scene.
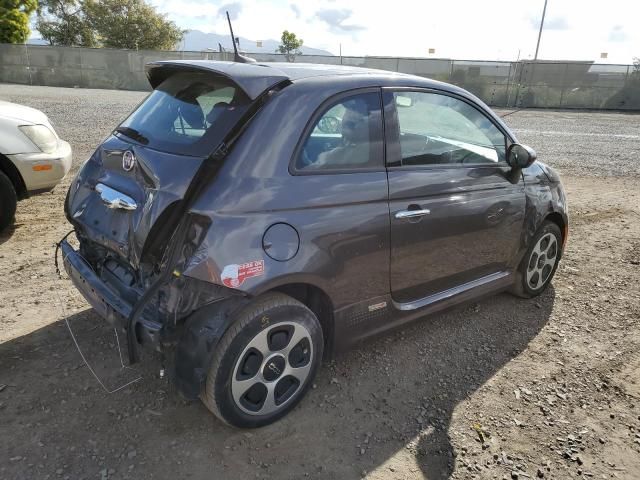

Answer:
[145,60,459,100]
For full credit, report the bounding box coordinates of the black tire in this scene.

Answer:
[201,292,323,428]
[511,220,562,298]
[0,171,17,233]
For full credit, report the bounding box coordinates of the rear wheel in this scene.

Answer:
[0,171,17,232]
[201,292,323,428]
[511,221,562,298]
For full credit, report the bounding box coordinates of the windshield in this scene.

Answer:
[117,71,250,156]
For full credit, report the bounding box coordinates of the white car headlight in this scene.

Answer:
[18,124,58,154]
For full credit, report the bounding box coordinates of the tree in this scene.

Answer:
[0,0,37,43]
[84,0,183,50]
[604,57,640,109]
[36,0,96,46]
[277,30,303,62]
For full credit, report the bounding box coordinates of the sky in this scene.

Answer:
[149,0,637,63]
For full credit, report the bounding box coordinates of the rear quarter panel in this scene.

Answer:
[184,79,391,310]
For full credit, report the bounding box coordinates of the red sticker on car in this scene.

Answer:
[221,260,265,288]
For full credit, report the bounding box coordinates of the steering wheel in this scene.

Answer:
[317,116,341,134]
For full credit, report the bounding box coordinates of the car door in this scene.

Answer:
[384,89,526,304]
[285,88,391,310]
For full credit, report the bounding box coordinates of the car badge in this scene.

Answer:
[122,150,136,171]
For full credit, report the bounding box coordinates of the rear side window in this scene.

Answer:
[393,91,506,166]
[117,72,249,155]
[296,91,383,171]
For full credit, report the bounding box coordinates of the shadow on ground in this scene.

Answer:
[0,288,554,480]
[0,222,17,245]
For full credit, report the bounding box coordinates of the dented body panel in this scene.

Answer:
[63,61,568,398]
[68,135,207,268]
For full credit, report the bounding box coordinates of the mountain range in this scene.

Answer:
[180,30,333,56]
[27,29,334,56]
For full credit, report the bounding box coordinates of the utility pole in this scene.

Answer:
[534,0,548,60]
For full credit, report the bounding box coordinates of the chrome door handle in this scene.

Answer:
[395,208,431,219]
[95,183,137,211]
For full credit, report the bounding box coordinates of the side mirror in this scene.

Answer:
[506,143,537,169]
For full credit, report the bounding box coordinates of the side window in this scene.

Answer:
[296,91,383,171]
[393,92,507,166]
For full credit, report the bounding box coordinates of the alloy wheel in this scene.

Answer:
[526,232,558,290]
[231,322,313,416]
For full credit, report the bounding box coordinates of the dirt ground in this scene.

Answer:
[1,85,639,480]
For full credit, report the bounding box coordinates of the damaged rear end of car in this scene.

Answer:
[60,61,291,397]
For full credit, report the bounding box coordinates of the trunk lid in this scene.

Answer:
[67,62,289,270]
[68,135,206,268]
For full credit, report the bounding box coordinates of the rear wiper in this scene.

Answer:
[115,126,149,145]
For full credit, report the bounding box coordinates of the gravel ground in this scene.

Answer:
[500,109,640,177]
[0,84,639,480]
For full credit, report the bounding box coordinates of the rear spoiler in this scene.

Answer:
[145,60,290,100]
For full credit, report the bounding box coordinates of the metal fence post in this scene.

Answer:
[24,43,33,86]
[513,62,525,107]
[559,62,569,108]
[505,61,514,107]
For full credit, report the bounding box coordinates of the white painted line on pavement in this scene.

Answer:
[515,130,640,139]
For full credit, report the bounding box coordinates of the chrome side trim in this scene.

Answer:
[95,183,137,211]
[393,271,511,311]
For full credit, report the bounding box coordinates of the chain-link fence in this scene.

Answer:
[1,44,638,110]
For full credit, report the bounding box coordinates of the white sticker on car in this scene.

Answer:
[221,260,265,288]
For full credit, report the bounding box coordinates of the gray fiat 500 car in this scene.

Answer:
[61,60,568,428]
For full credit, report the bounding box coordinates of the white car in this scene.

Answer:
[0,101,72,231]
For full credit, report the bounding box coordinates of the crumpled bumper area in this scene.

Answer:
[60,240,162,350]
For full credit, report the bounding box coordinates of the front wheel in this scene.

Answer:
[201,293,323,428]
[511,221,562,298]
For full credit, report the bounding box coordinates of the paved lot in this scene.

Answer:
[1,84,639,480]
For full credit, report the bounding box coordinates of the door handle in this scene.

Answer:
[395,208,431,219]
[95,183,137,211]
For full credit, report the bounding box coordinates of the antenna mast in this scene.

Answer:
[226,11,256,63]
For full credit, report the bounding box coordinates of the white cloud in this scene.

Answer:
[608,25,628,43]
[217,2,242,20]
[315,8,366,34]
[527,14,569,31]
[150,0,640,64]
